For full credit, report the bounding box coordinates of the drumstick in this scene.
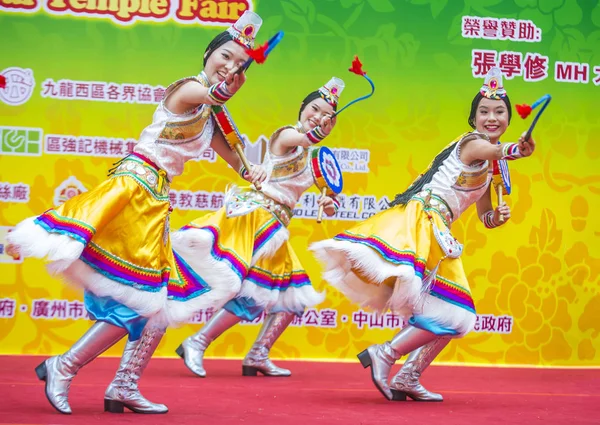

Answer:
[235,144,261,190]
[496,183,504,223]
[317,187,327,224]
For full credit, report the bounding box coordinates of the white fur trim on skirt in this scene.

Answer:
[310,239,422,317]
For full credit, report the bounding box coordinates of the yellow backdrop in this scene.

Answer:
[1,0,599,366]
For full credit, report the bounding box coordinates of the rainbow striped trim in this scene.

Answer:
[481,210,498,229]
[35,210,95,246]
[332,196,340,212]
[429,274,476,313]
[310,147,336,199]
[501,143,523,160]
[212,104,245,150]
[208,81,233,104]
[310,148,327,190]
[178,225,249,280]
[333,232,475,313]
[80,242,169,292]
[245,266,311,291]
[167,250,211,301]
[333,231,426,275]
[306,126,327,144]
[238,165,249,179]
[253,218,283,254]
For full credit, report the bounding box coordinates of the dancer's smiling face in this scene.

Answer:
[203,40,249,85]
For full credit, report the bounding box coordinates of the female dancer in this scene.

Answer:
[311,67,535,401]
[7,11,266,414]
[173,78,344,377]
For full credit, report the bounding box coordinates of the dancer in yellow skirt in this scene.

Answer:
[173,77,344,377]
[311,67,536,401]
[6,11,266,414]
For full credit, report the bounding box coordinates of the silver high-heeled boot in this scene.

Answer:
[34,321,127,414]
[104,326,167,414]
[242,311,295,377]
[175,309,241,377]
[357,326,438,400]
[389,337,450,401]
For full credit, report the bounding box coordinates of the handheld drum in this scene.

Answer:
[310,146,343,223]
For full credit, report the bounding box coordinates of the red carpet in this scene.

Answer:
[1,355,598,425]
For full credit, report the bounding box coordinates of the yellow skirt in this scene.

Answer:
[171,195,324,316]
[8,154,181,318]
[311,193,476,335]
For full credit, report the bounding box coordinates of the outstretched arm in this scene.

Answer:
[460,132,536,165]
[272,115,337,153]
[165,71,247,114]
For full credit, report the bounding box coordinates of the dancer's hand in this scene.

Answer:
[494,203,511,225]
[5,243,20,260]
[320,114,337,135]
[318,195,336,216]
[244,164,268,185]
[518,132,536,157]
[224,69,246,96]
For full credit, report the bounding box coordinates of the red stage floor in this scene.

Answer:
[1,355,598,425]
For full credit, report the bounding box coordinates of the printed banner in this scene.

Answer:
[1,0,599,366]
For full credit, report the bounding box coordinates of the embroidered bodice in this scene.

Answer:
[134,72,215,180]
[259,124,317,210]
[422,132,492,222]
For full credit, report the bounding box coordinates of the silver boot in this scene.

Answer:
[242,312,295,377]
[357,326,438,400]
[104,326,168,414]
[389,337,450,402]
[34,321,127,414]
[175,309,241,377]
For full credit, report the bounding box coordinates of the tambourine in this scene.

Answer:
[492,159,511,222]
[310,146,343,223]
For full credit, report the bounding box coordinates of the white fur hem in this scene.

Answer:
[61,259,167,317]
[7,217,85,272]
[161,280,242,327]
[171,228,244,289]
[310,239,422,315]
[9,216,172,321]
[251,225,289,264]
[238,281,326,313]
[417,294,476,336]
[171,224,289,287]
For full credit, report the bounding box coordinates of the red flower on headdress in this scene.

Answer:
[245,42,269,64]
[0,75,6,90]
[516,103,532,119]
[348,56,366,76]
